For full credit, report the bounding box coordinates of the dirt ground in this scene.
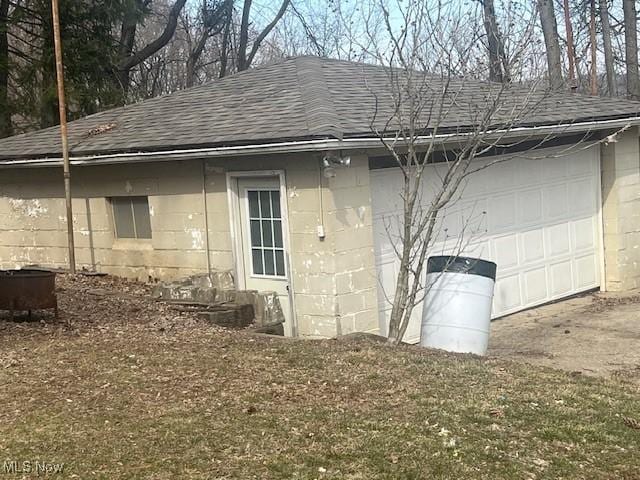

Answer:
[5,274,640,384]
[2,275,640,478]
[489,290,640,381]
[0,273,215,339]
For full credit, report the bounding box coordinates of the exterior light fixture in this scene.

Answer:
[322,153,351,178]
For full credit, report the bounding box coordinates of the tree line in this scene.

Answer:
[0,0,290,137]
[1,0,640,140]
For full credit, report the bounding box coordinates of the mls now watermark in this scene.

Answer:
[3,460,64,475]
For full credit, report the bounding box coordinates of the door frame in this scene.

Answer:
[226,169,297,336]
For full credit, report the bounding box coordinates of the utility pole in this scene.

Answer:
[51,0,76,273]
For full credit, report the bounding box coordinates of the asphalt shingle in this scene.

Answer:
[1,56,639,161]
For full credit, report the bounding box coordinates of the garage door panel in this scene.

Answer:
[523,267,549,303]
[517,159,543,185]
[460,174,488,197]
[463,241,491,260]
[489,193,517,231]
[575,253,598,288]
[545,223,571,257]
[569,178,596,214]
[521,229,545,264]
[494,159,517,186]
[461,199,488,237]
[372,146,601,342]
[439,205,463,239]
[375,251,398,308]
[543,155,568,181]
[544,183,569,219]
[568,148,596,176]
[549,261,573,296]
[494,274,522,312]
[518,189,543,224]
[493,234,519,269]
[573,217,597,251]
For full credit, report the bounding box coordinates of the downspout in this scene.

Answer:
[201,159,212,277]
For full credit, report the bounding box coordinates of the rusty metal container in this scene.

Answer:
[0,269,58,319]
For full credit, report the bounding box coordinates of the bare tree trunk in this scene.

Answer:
[600,0,617,96]
[589,0,598,95]
[562,0,577,90]
[186,34,208,87]
[0,0,10,138]
[481,0,509,83]
[623,0,640,99]
[236,0,290,72]
[116,0,188,101]
[537,0,564,90]
[186,0,230,87]
[219,7,231,78]
[237,0,252,71]
[115,0,140,98]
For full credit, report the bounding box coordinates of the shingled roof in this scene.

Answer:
[1,55,640,162]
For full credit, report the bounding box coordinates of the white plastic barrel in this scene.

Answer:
[420,256,497,355]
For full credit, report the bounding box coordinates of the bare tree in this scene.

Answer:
[236,0,291,72]
[623,0,640,99]
[479,0,509,83]
[185,0,231,87]
[562,0,577,90]
[600,0,616,96]
[589,0,598,95]
[0,0,10,137]
[350,0,553,344]
[537,0,564,89]
[116,0,188,99]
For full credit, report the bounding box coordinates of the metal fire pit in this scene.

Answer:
[0,269,58,320]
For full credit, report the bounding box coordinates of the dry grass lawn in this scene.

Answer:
[0,275,639,479]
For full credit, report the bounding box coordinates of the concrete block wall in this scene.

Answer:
[205,153,379,338]
[601,126,640,290]
[0,160,214,280]
[327,157,379,336]
[0,153,380,338]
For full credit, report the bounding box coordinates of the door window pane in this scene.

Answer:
[273,220,283,248]
[271,191,281,218]
[259,191,272,218]
[262,220,273,247]
[264,249,275,275]
[248,191,260,217]
[252,249,263,275]
[246,189,286,277]
[250,220,261,247]
[275,250,285,276]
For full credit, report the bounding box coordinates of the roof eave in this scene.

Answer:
[2,116,640,168]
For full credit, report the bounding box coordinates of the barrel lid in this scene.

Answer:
[427,256,497,280]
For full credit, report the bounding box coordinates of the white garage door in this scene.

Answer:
[372,145,602,343]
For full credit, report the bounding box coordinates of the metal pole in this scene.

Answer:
[51,0,76,273]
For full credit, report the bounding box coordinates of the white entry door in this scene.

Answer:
[237,177,293,336]
[372,146,602,343]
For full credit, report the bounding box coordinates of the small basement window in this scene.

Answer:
[110,196,152,239]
